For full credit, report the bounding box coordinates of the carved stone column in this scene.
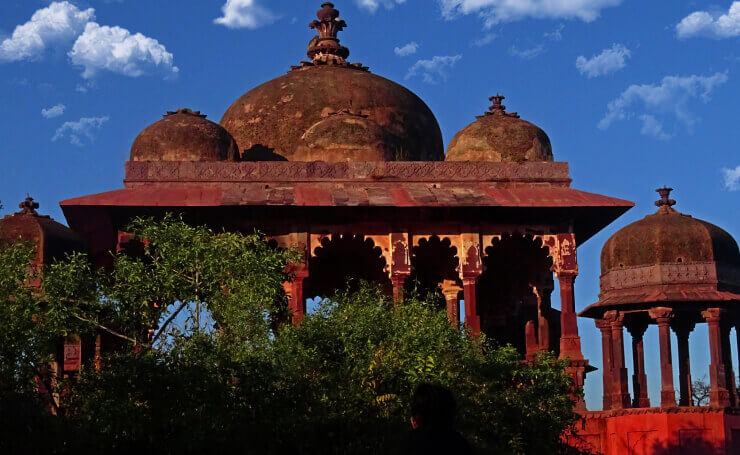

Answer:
[720,320,737,407]
[533,285,552,351]
[703,308,731,408]
[650,308,676,408]
[606,311,631,409]
[595,318,614,411]
[390,232,411,304]
[440,280,462,326]
[626,318,650,408]
[672,318,695,407]
[460,233,483,336]
[556,272,583,360]
[462,276,481,335]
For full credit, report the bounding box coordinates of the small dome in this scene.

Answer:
[294,110,405,161]
[131,108,239,162]
[445,95,553,163]
[220,3,443,162]
[601,188,740,274]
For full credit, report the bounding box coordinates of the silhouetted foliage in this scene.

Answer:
[0,217,584,454]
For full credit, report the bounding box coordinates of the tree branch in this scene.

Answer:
[151,301,188,344]
[71,313,138,345]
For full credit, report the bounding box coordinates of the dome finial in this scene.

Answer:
[164,108,207,119]
[18,196,39,215]
[655,187,676,209]
[485,94,519,118]
[308,2,349,64]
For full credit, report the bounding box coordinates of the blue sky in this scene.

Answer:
[0,0,738,410]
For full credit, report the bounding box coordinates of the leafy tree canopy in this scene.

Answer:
[0,217,583,454]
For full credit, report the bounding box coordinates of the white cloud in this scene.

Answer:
[638,114,670,140]
[69,23,178,79]
[438,0,622,28]
[214,0,278,29]
[722,165,740,191]
[576,43,630,78]
[42,104,66,119]
[52,116,109,146]
[0,2,95,62]
[509,44,545,59]
[677,2,740,39]
[544,23,564,41]
[472,33,497,47]
[357,0,407,13]
[394,42,419,57]
[598,72,728,139]
[405,54,462,84]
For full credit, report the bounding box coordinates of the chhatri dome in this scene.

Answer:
[220,2,444,162]
[131,108,239,162]
[445,95,553,163]
[601,187,740,281]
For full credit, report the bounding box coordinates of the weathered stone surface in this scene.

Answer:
[131,109,239,162]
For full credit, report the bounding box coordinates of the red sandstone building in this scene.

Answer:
[2,3,739,454]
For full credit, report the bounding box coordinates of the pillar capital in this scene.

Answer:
[625,316,649,340]
[649,307,673,325]
[702,307,725,323]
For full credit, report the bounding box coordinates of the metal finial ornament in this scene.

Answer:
[308,2,349,64]
[18,196,39,215]
[164,108,207,119]
[655,187,676,208]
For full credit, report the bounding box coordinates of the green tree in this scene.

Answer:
[0,217,584,454]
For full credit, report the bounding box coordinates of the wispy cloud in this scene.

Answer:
[52,116,109,146]
[42,104,66,119]
[576,43,630,78]
[722,165,740,191]
[599,72,729,139]
[394,42,419,57]
[544,24,564,41]
[472,33,497,47]
[438,0,622,28]
[69,23,178,79]
[214,0,278,29]
[357,0,407,13]
[677,2,740,39]
[509,44,545,60]
[405,55,462,84]
[0,1,94,62]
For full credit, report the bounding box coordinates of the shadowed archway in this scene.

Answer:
[478,235,555,354]
[305,234,391,299]
[406,236,460,308]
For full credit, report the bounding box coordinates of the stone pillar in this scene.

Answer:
[672,319,695,407]
[462,276,481,335]
[534,285,552,351]
[626,319,650,408]
[650,308,676,408]
[703,308,731,408]
[390,274,408,304]
[288,275,307,325]
[525,320,538,361]
[721,320,737,407]
[556,272,583,360]
[440,280,462,326]
[460,232,483,336]
[595,318,614,411]
[606,311,631,409]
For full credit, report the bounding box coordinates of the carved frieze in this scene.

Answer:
[124,161,570,184]
[600,262,718,291]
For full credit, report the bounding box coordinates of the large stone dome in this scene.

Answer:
[220,2,443,162]
[601,188,740,275]
[131,109,239,162]
[445,95,553,163]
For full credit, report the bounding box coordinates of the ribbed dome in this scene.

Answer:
[445,95,553,163]
[220,3,443,162]
[131,109,239,162]
[601,188,740,274]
